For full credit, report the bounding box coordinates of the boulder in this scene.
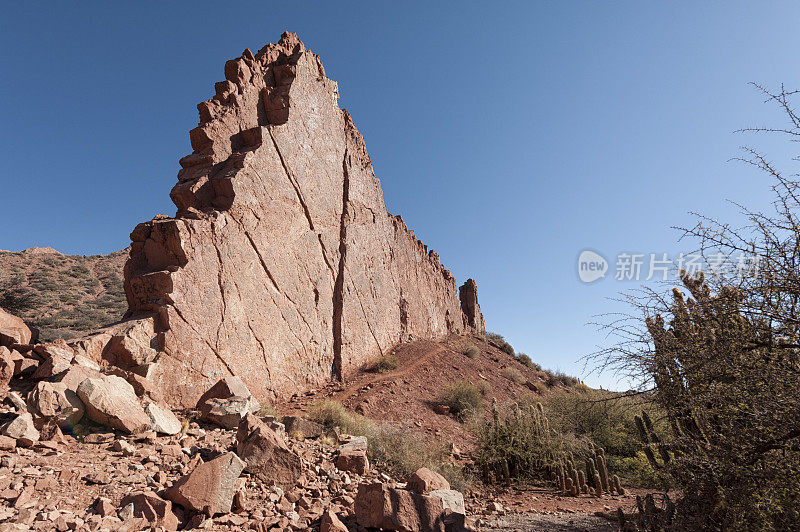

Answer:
[0,435,16,451]
[2,413,39,446]
[235,413,302,489]
[27,381,84,427]
[6,391,27,412]
[119,491,179,531]
[354,482,446,532]
[339,435,368,452]
[121,33,485,408]
[0,348,15,391]
[76,375,151,433]
[0,307,31,346]
[429,490,466,529]
[15,356,38,377]
[33,340,74,361]
[165,452,244,515]
[320,509,348,532]
[128,372,161,401]
[197,376,260,412]
[200,396,250,430]
[103,317,161,367]
[71,354,100,371]
[58,365,103,392]
[0,346,24,376]
[145,402,181,435]
[336,449,369,475]
[31,352,73,381]
[284,416,325,439]
[409,467,450,494]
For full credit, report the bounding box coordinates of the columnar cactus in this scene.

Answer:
[577,470,586,494]
[593,471,603,496]
[612,474,625,495]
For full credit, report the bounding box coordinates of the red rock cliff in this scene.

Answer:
[122,33,484,407]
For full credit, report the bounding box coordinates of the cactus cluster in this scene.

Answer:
[555,443,625,497]
[477,400,565,483]
[635,411,674,469]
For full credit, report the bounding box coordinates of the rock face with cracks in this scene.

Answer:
[121,32,485,407]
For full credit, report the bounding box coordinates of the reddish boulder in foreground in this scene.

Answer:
[409,467,450,494]
[355,482,447,532]
[0,307,31,346]
[76,375,151,433]
[236,414,302,490]
[119,491,180,531]
[166,452,245,515]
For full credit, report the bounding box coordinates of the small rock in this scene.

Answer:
[144,402,182,435]
[320,508,348,532]
[1,413,39,446]
[94,497,115,517]
[408,467,450,494]
[112,439,136,456]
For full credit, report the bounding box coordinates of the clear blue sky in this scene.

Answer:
[2,2,799,388]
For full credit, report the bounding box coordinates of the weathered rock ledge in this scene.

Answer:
[104,32,482,407]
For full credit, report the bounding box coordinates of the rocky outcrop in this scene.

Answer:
[120,32,484,407]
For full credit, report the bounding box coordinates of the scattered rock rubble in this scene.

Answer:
[0,304,469,530]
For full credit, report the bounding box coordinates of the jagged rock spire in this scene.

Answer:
[122,33,484,406]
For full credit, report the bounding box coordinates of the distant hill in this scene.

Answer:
[0,248,128,341]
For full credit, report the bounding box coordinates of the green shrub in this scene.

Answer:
[486,331,515,356]
[455,340,480,359]
[370,353,399,373]
[438,380,486,420]
[544,369,579,387]
[611,450,671,489]
[516,353,541,371]
[500,366,525,384]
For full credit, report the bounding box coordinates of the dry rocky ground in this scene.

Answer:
[0,305,638,531]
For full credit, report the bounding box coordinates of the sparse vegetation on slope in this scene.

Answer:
[438,380,487,421]
[308,400,466,489]
[500,366,525,384]
[369,353,399,373]
[486,332,515,356]
[0,249,127,341]
[455,340,480,359]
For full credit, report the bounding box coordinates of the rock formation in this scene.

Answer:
[118,32,484,407]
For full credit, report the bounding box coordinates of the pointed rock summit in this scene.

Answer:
[119,32,484,407]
